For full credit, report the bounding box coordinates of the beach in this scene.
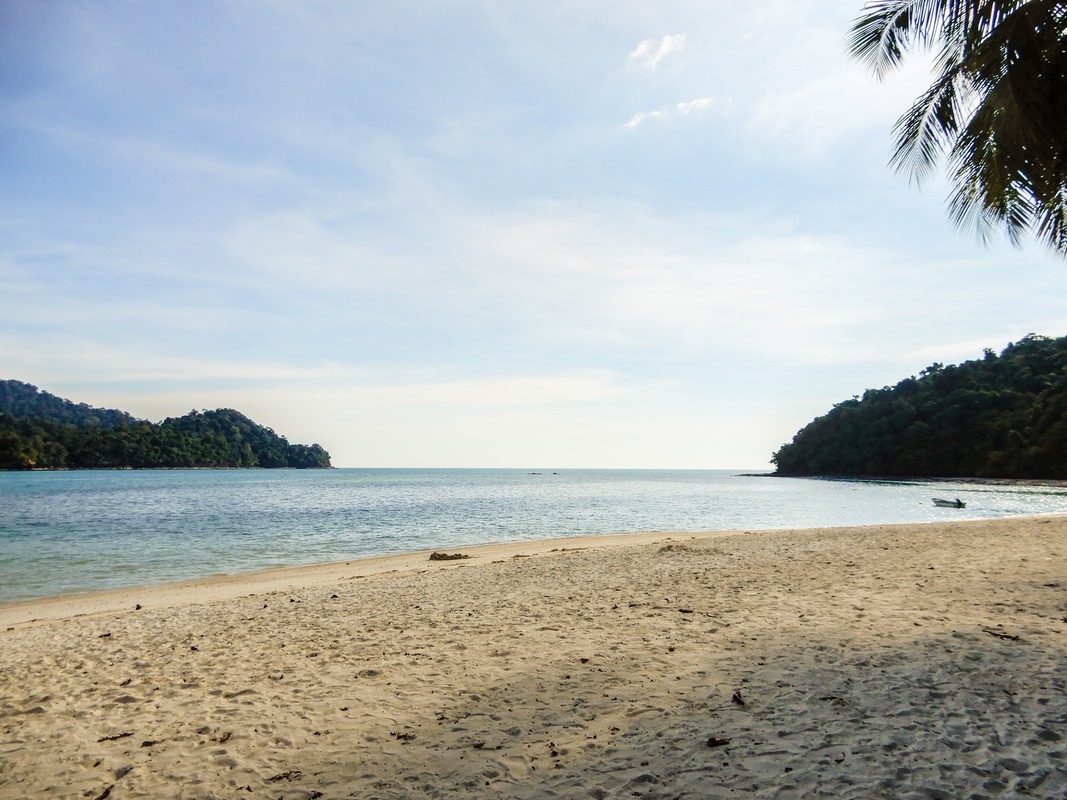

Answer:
[1,517,1065,799]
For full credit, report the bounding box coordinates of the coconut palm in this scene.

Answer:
[849,0,1067,256]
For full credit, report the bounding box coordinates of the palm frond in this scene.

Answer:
[1034,188,1067,253]
[849,0,1067,257]
[889,60,970,183]
[849,0,977,76]
[849,0,917,77]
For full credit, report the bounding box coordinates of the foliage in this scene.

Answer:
[0,381,332,470]
[772,333,1067,478]
[849,0,1067,256]
[0,380,138,428]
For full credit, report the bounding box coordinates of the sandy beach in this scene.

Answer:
[2,517,1065,799]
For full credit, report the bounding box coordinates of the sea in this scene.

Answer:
[2,468,1067,604]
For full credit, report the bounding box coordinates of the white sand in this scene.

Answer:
[1,517,1065,799]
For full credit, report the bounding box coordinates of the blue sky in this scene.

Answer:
[3,0,1066,469]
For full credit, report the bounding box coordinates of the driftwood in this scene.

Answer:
[429,552,471,561]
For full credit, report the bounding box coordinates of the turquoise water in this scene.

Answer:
[2,468,1067,603]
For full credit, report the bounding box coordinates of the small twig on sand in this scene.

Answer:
[983,628,1020,641]
[97,732,133,742]
[268,770,302,782]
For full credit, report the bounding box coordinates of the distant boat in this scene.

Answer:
[933,498,966,508]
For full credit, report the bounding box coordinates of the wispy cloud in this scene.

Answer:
[621,97,715,129]
[11,112,294,186]
[676,98,712,115]
[628,33,686,72]
[744,57,936,160]
[621,109,665,129]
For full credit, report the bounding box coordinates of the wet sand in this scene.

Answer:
[2,517,1065,799]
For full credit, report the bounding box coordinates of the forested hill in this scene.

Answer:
[0,380,332,470]
[771,334,1067,480]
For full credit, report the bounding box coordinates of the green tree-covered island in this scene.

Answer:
[772,334,1067,480]
[0,380,331,470]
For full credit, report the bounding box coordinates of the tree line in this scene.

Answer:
[772,334,1067,479]
[0,381,331,470]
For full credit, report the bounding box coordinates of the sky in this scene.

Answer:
[2,0,1066,469]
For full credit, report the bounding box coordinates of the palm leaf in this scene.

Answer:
[850,0,1067,256]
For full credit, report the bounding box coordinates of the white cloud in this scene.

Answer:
[446,203,884,354]
[622,97,715,129]
[676,97,712,115]
[628,33,686,72]
[621,109,665,129]
[226,212,404,292]
[0,332,355,389]
[745,56,936,159]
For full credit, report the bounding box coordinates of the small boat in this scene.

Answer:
[932,498,966,508]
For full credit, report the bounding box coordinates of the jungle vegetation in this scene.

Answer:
[772,333,1067,478]
[0,380,331,470]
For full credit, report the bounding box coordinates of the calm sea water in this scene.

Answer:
[2,468,1066,603]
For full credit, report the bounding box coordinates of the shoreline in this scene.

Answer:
[3,516,1066,798]
[752,472,1067,488]
[7,470,1066,610]
[1,513,1062,627]
[0,527,790,628]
